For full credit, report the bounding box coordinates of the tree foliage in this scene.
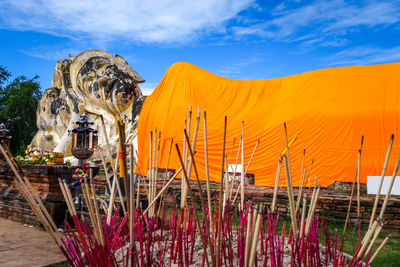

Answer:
[0,66,42,155]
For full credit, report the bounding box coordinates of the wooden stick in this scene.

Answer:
[283,123,298,236]
[357,136,364,219]
[283,155,298,237]
[369,234,391,264]
[306,159,314,190]
[175,144,210,267]
[163,138,174,184]
[143,155,194,215]
[271,158,282,213]
[363,222,383,261]
[244,208,253,267]
[217,116,227,267]
[181,107,192,208]
[249,206,263,267]
[14,180,59,244]
[229,136,242,201]
[183,107,201,208]
[0,144,59,234]
[153,131,161,215]
[244,139,259,175]
[107,153,121,224]
[203,111,212,225]
[343,168,358,237]
[240,121,245,209]
[231,138,259,207]
[90,182,104,246]
[181,116,187,208]
[299,194,307,240]
[369,134,394,228]
[113,145,127,216]
[357,220,378,258]
[305,185,320,237]
[82,183,99,241]
[295,150,306,212]
[151,129,157,216]
[98,149,114,195]
[378,151,400,219]
[183,129,215,267]
[100,115,115,172]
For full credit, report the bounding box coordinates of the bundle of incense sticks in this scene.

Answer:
[1,115,397,267]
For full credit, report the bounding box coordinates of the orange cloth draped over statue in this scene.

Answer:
[137,62,400,187]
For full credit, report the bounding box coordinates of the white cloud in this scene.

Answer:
[20,46,83,61]
[324,46,400,66]
[231,0,400,47]
[216,55,264,78]
[0,0,254,43]
[139,82,157,96]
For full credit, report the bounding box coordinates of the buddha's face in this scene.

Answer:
[76,56,142,114]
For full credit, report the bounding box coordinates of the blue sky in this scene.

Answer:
[1,0,400,95]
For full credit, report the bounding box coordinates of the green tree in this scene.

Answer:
[0,66,42,155]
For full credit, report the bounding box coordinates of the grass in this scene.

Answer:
[317,219,400,267]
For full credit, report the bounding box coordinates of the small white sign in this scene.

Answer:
[367,176,400,195]
[227,164,243,173]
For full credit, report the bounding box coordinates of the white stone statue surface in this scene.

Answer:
[27,50,146,164]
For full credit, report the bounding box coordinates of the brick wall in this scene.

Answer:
[0,164,97,227]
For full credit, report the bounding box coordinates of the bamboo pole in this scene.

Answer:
[113,145,127,215]
[369,134,394,228]
[295,150,306,212]
[357,136,364,219]
[249,206,263,267]
[14,180,60,244]
[229,136,242,201]
[183,129,215,267]
[99,115,115,172]
[175,144,210,267]
[183,107,201,208]
[244,208,253,267]
[217,116,227,267]
[244,139,259,175]
[305,185,320,237]
[240,121,245,209]
[283,155,298,237]
[271,158,282,213]
[343,168,358,237]
[181,107,192,208]
[203,111,212,225]
[98,149,114,195]
[107,154,121,224]
[299,194,307,240]
[0,145,59,234]
[181,116,187,208]
[143,155,194,215]
[306,159,314,190]
[90,182,104,246]
[154,131,161,215]
[363,222,383,261]
[283,123,298,236]
[369,234,391,264]
[357,220,378,258]
[81,183,97,240]
[378,151,400,219]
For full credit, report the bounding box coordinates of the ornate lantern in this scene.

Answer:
[69,114,98,163]
[0,123,11,151]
